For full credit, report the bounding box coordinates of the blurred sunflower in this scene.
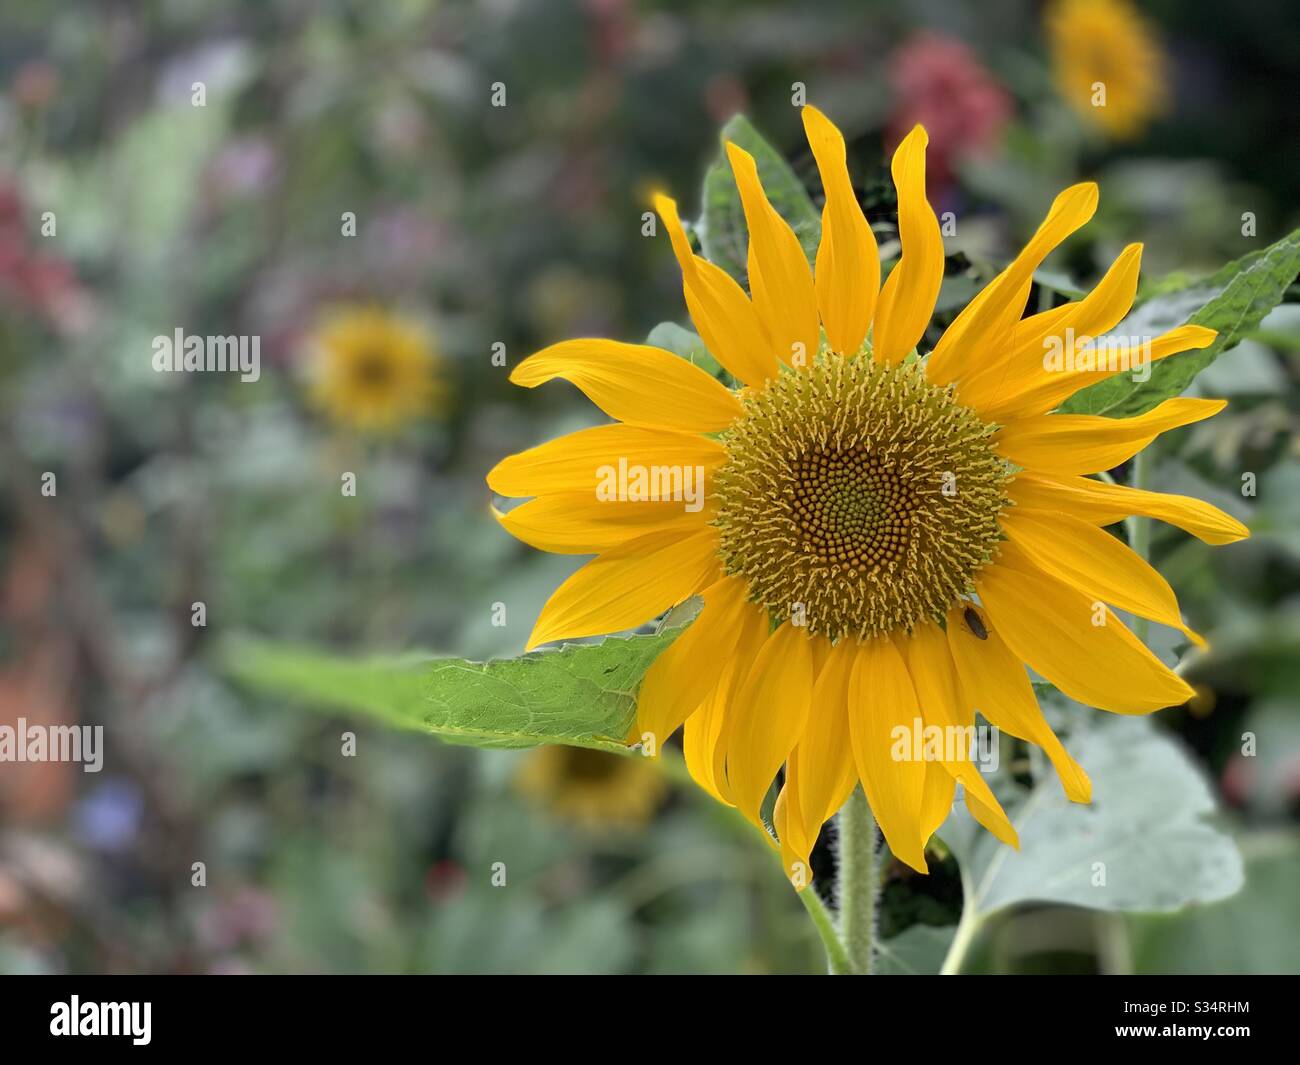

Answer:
[487,105,1248,888]
[1047,0,1168,140]
[516,745,668,828]
[308,305,444,431]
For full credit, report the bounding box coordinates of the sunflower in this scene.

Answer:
[1046,0,1168,140]
[487,105,1248,888]
[516,745,668,829]
[309,305,444,430]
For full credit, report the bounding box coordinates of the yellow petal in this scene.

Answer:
[808,631,833,675]
[873,126,944,366]
[788,637,858,854]
[901,623,1019,848]
[964,788,1021,850]
[957,243,1141,419]
[900,624,963,738]
[929,183,1098,386]
[682,601,768,806]
[994,397,1227,476]
[801,105,879,355]
[724,143,821,369]
[683,678,731,805]
[976,541,1196,714]
[527,527,721,650]
[890,631,954,841]
[946,602,1091,803]
[1008,470,1250,545]
[918,762,957,844]
[725,621,815,829]
[510,339,741,433]
[1018,244,1142,361]
[1001,505,1206,648]
[635,576,753,751]
[493,493,712,555]
[774,779,812,887]
[654,193,778,386]
[772,634,856,889]
[487,424,725,498]
[848,637,929,873]
[990,324,1218,420]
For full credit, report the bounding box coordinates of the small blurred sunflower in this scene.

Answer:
[1047,0,1168,140]
[516,745,667,829]
[308,305,444,431]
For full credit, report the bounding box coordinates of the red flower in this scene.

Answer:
[886,33,1012,198]
[0,174,92,333]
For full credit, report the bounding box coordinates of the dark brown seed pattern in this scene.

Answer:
[713,354,1009,640]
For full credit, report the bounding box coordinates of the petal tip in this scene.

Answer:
[724,140,756,173]
[524,621,554,653]
[800,102,834,138]
[900,848,930,875]
[505,360,535,387]
[484,458,512,496]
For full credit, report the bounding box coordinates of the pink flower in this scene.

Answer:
[0,174,93,333]
[886,33,1012,198]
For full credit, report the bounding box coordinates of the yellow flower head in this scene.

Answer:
[487,106,1248,889]
[1047,0,1169,140]
[309,305,445,431]
[515,745,668,829]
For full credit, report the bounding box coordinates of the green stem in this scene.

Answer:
[939,897,981,975]
[799,887,852,975]
[653,751,854,974]
[836,786,879,974]
[1094,912,1134,976]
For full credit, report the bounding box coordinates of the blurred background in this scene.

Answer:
[0,0,1297,974]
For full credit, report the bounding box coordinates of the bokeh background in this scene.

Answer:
[1,0,1297,974]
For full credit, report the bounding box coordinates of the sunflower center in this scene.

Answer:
[713,354,1010,640]
[352,350,395,389]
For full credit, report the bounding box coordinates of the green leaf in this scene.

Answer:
[697,114,820,286]
[1127,832,1300,974]
[877,924,957,975]
[1063,227,1300,417]
[645,321,724,379]
[941,713,1243,919]
[1032,268,1084,299]
[221,629,682,753]
[933,274,982,314]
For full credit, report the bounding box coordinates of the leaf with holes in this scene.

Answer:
[222,629,681,752]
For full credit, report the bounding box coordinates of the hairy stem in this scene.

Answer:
[836,786,879,974]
